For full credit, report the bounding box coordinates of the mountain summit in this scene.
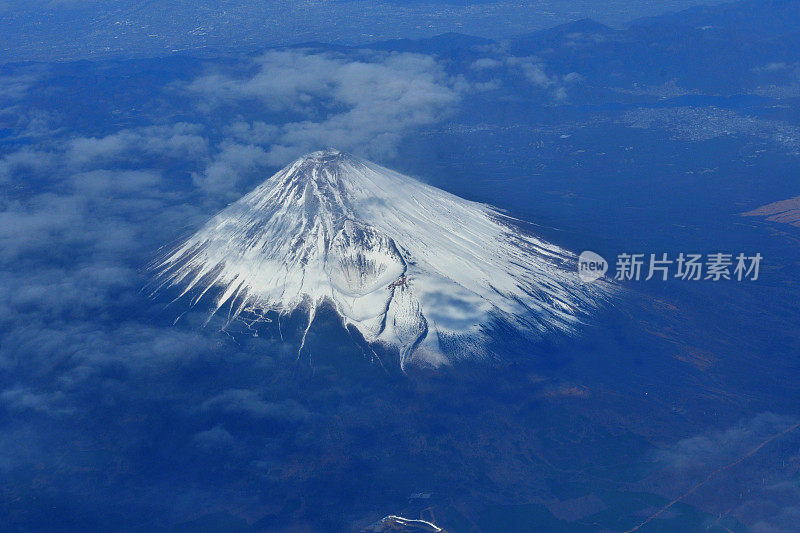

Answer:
[155,150,611,368]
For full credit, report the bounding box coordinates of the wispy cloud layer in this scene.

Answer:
[645,413,800,533]
[188,50,466,167]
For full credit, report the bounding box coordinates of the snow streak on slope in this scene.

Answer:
[154,150,612,368]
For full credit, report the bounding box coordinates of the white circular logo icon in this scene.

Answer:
[578,250,608,283]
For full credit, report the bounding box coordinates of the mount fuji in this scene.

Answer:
[154,150,612,369]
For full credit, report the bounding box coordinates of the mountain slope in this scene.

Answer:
[155,150,612,368]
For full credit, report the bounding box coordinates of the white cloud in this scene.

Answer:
[0,71,43,101]
[201,389,310,422]
[1,387,72,415]
[0,147,56,182]
[192,141,270,195]
[470,57,502,70]
[188,50,466,163]
[67,123,208,168]
[506,56,579,101]
[647,413,800,533]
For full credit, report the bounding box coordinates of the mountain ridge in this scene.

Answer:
[154,149,613,369]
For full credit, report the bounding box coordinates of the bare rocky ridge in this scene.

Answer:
[743,196,800,227]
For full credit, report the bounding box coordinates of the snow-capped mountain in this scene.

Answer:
[154,149,611,369]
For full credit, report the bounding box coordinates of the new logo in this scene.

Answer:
[578,250,608,283]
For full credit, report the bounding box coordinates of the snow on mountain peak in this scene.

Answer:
[154,150,612,369]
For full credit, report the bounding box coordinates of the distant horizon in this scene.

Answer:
[0,0,735,63]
